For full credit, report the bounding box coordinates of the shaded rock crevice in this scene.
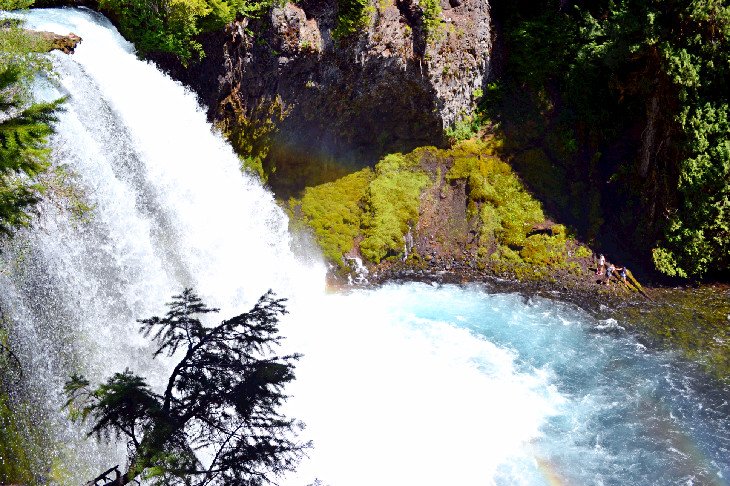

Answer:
[171,0,491,196]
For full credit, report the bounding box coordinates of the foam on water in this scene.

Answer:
[282,285,564,486]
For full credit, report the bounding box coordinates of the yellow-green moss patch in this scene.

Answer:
[295,168,373,265]
[360,153,430,263]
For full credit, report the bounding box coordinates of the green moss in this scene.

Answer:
[618,286,730,384]
[487,171,544,247]
[0,392,36,484]
[295,168,373,265]
[292,136,589,277]
[360,153,429,263]
[289,149,430,266]
[443,138,578,278]
[446,139,544,250]
[216,95,287,182]
[519,233,568,266]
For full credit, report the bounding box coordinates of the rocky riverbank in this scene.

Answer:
[325,254,730,385]
[292,138,729,385]
[292,136,614,293]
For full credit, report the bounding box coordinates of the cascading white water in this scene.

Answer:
[2,7,729,486]
[1,6,326,481]
[1,8,564,484]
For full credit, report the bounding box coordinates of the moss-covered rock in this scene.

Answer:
[616,285,730,384]
[292,168,373,265]
[291,135,594,283]
[360,152,430,263]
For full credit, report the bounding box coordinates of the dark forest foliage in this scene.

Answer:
[488,0,729,279]
[65,289,308,486]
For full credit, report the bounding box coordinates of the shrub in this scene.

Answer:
[652,247,688,278]
[445,115,482,143]
[419,0,441,41]
[98,0,276,63]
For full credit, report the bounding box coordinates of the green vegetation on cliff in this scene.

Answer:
[216,92,287,183]
[291,151,429,266]
[333,0,371,39]
[296,168,373,264]
[445,139,543,249]
[360,152,429,263]
[444,139,583,278]
[97,0,275,63]
[332,0,440,40]
[419,0,441,41]
[291,138,590,279]
[488,0,730,279]
[97,0,441,62]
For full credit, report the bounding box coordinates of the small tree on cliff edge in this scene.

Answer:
[64,288,308,486]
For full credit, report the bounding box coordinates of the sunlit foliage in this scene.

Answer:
[97,0,277,63]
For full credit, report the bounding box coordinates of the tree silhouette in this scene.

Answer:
[65,289,308,486]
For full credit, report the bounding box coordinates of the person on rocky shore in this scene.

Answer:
[605,263,616,285]
[596,254,606,275]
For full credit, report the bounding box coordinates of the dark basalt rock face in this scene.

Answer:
[172,0,491,196]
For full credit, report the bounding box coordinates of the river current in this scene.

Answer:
[1,8,728,485]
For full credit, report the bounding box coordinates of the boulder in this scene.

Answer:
[39,30,82,53]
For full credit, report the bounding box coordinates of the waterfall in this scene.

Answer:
[1,7,325,482]
[2,8,729,486]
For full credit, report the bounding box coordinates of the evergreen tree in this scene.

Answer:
[65,289,308,486]
[0,14,62,236]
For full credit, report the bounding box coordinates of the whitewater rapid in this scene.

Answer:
[1,8,728,486]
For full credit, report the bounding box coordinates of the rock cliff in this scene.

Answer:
[175,0,491,195]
